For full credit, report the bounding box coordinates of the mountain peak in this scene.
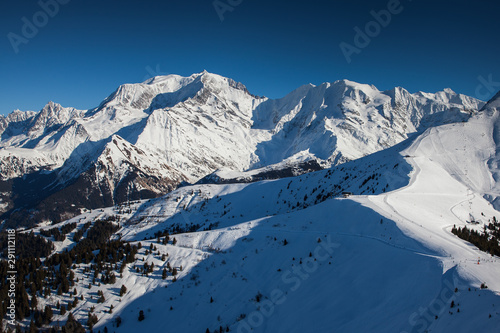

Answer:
[331,79,380,94]
[142,74,184,85]
[41,101,64,113]
[482,90,500,110]
[191,70,220,80]
[1,109,36,123]
[333,78,358,86]
[193,71,252,95]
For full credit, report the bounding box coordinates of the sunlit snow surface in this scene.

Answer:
[27,107,500,332]
[8,73,500,332]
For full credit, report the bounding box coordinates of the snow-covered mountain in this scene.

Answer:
[0,72,485,227]
[17,91,500,332]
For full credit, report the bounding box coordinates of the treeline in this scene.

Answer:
[145,222,204,241]
[40,222,77,241]
[0,231,54,259]
[0,239,51,324]
[452,219,500,257]
[0,218,138,331]
[72,218,119,254]
[72,221,91,242]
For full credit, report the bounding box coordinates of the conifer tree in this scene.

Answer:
[31,294,38,310]
[120,284,127,296]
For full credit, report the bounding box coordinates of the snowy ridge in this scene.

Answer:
[25,103,500,332]
[251,80,484,167]
[0,72,484,179]
[482,91,500,111]
[0,72,486,226]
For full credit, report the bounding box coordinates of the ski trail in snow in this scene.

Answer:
[449,194,474,224]
[334,231,436,257]
[359,141,500,289]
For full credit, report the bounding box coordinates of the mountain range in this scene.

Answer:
[0,72,486,228]
[2,72,500,332]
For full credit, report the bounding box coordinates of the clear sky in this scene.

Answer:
[0,0,499,115]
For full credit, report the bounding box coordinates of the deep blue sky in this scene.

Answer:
[0,0,499,115]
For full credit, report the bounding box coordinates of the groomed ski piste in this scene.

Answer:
[27,109,500,332]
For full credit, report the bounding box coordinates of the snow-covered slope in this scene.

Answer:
[24,102,500,332]
[0,72,486,227]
